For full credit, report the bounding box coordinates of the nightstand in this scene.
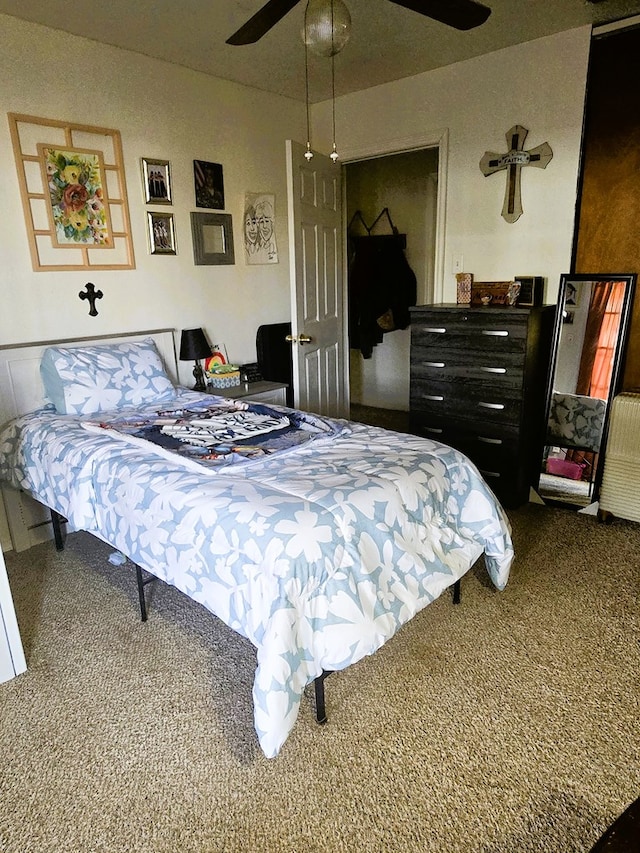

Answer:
[206,380,288,406]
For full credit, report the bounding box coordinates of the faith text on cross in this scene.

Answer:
[480,125,553,223]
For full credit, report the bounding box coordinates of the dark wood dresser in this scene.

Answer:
[409,303,556,508]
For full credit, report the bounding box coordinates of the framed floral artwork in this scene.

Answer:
[141,157,172,204]
[38,144,113,248]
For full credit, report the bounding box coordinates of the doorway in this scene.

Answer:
[344,147,439,430]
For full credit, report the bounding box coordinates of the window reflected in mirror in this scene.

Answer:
[538,274,636,508]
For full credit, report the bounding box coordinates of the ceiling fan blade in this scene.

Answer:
[226,0,302,45]
[390,0,491,31]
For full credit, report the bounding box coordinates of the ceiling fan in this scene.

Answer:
[226,0,492,46]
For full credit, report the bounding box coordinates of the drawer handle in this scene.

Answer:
[423,427,443,434]
[482,330,509,336]
[478,436,503,445]
[478,402,505,410]
[422,394,444,402]
[480,470,501,479]
[423,327,447,334]
[480,367,506,374]
[424,361,445,368]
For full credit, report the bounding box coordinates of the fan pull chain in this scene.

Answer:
[304,5,314,161]
[330,1,339,162]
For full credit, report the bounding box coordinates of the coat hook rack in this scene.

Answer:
[79,282,103,316]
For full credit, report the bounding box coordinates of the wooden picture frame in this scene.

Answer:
[141,158,172,205]
[8,113,135,271]
[191,212,234,265]
[147,212,176,255]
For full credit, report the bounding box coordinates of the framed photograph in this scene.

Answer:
[194,160,224,209]
[147,211,176,255]
[515,275,544,307]
[142,158,172,205]
[565,281,579,307]
[191,212,234,265]
[38,144,113,248]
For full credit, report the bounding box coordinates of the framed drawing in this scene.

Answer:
[141,158,172,204]
[194,160,224,209]
[38,144,113,248]
[191,212,234,265]
[147,212,176,255]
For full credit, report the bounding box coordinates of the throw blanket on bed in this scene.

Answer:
[81,399,344,470]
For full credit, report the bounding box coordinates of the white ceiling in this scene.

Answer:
[2,0,640,102]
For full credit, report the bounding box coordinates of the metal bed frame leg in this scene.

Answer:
[50,510,66,551]
[312,583,462,724]
[135,564,150,622]
[313,671,330,724]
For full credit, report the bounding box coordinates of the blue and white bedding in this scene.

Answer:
[0,388,514,758]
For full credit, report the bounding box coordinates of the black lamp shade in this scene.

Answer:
[179,328,211,361]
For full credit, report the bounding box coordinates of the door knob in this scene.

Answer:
[285,333,313,345]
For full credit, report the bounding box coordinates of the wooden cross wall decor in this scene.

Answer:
[479,125,553,223]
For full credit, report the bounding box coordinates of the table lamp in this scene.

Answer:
[179,327,211,391]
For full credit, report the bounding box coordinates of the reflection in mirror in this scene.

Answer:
[538,273,636,508]
[203,224,225,255]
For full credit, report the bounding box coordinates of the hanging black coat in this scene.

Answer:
[348,235,417,358]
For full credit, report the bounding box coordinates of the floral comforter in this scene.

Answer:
[0,389,514,758]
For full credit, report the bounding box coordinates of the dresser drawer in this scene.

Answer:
[410,310,529,353]
[410,415,521,501]
[411,346,524,389]
[410,413,518,448]
[410,379,522,425]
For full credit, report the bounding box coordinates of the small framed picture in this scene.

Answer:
[515,275,544,307]
[194,159,224,209]
[148,211,176,255]
[191,212,234,265]
[565,281,579,307]
[142,158,172,205]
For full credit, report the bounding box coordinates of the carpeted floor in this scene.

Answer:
[0,504,638,853]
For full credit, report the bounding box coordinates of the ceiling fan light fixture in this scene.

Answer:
[303,0,352,57]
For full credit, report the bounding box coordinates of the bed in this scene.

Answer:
[0,330,514,758]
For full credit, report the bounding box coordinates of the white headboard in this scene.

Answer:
[0,328,177,423]
[0,329,177,553]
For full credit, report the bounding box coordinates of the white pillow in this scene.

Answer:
[41,338,176,415]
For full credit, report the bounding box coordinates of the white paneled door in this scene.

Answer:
[286,140,347,418]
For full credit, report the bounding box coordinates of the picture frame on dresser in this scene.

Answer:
[515,276,544,307]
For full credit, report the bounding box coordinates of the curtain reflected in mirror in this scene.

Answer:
[538,273,636,508]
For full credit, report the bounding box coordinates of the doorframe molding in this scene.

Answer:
[339,127,449,303]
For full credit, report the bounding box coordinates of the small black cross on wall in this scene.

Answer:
[480,125,553,223]
[79,282,103,316]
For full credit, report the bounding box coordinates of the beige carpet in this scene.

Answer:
[1,504,639,853]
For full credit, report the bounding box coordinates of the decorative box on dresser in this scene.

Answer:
[409,303,556,508]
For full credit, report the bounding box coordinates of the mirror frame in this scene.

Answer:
[540,272,637,505]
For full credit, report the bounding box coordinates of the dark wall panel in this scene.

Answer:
[575,26,640,390]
